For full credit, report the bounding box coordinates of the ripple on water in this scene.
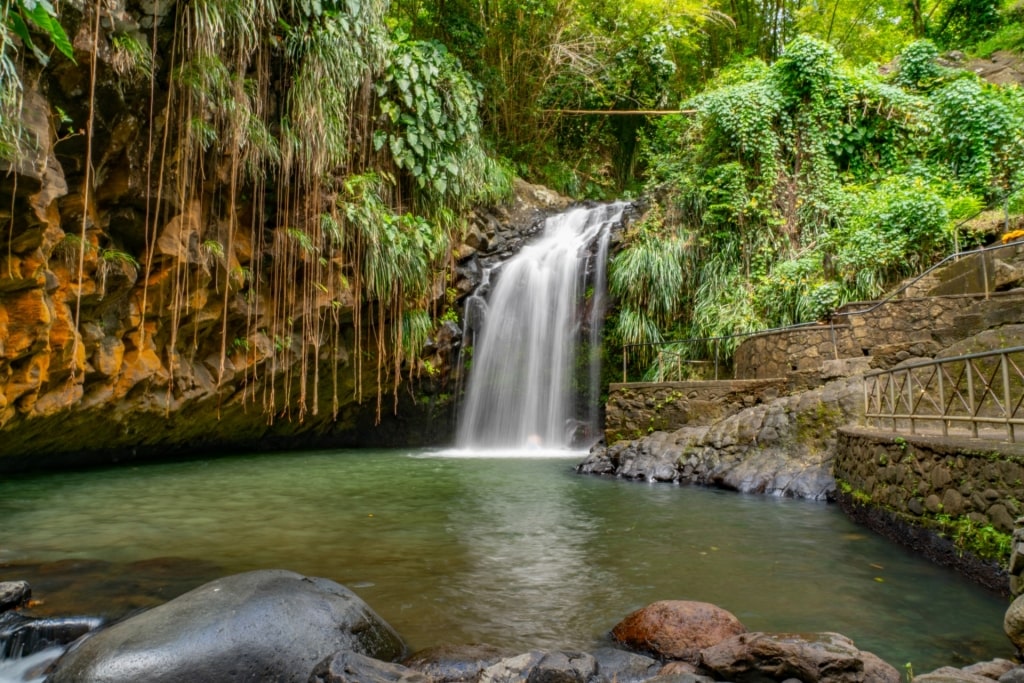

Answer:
[0,450,1012,672]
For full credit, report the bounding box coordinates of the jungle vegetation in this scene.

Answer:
[1,0,1022,400]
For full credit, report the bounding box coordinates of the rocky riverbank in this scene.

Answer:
[2,571,1020,683]
[577,375,863,501]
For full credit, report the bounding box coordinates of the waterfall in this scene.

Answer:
[456,203,626,451]
[0,614,103,683]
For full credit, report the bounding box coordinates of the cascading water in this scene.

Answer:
[0,614,103,683]
[456,203,627,450]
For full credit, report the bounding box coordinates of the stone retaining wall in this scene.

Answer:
[834,427,1024,593]
[603,379,788,443]
[734,291,1024,380]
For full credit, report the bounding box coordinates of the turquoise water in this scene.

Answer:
[0,449,1011,671]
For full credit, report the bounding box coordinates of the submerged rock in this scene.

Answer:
[611,600,746,663]
[699,631,900,683]
[46,569,406,683]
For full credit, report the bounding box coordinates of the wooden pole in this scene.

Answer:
[541,109,697,116]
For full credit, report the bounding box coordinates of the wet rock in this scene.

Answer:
[46,570,406,683]
[699,631,899,683]
[647,674,714,683]
[310,650,428,683]
[913,666,996,683]
[1006,594,1024,653]
[612,600,746,663]
[590,647,663,682]
[1000,665,1024,683]
[657,661,704,676]
[0,581,30,612]
[402,643,516,682]
[962,659,1016,679]
[478,650,597,683]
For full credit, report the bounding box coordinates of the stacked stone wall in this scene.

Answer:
[603,379,788,443]
[835,427,1024,592]
[734,292,1024,380]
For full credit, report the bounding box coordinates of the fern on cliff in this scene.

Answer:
[118,0,512,423]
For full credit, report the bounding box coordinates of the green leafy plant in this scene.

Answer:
[1,0,74,159]
[110,31,153,81]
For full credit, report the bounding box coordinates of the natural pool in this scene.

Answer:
[0,449,1011,673]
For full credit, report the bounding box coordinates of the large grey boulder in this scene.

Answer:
[46,570,406,683]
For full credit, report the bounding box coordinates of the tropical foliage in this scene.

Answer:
[611,35,1024,378]
[1,0,1022,402]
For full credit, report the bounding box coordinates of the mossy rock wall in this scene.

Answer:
[835,427,1024,592]
[603,379,788,444]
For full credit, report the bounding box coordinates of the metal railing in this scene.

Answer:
[863,346,1024,443]
[644,348,719,382]
[620,238,1024,383]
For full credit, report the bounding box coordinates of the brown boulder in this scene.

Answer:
[699,632,900,683]
[611,600,746,662]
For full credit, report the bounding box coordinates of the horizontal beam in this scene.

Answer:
[542,109,697,115]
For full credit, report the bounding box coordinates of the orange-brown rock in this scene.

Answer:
[113,348,165,398]
[30,381,84,418]
[93,336,126,377]
[611,600,747,662]
[2,289,53,360]
[157,203,202,260]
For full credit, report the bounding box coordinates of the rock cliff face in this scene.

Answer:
[0,1,572,471]
[578,376,861,500]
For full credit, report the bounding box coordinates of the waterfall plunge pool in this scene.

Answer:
[0,449,1011,673]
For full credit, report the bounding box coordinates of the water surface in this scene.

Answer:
[0,450,1011,671]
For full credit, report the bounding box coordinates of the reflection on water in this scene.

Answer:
[0,450,1011,671]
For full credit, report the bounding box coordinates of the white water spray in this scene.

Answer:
[456,203,626,450]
